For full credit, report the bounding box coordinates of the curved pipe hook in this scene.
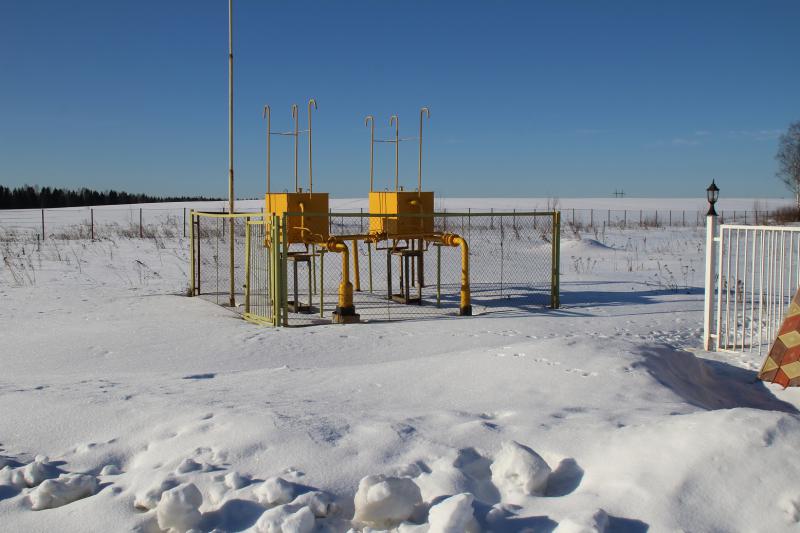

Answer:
[307,98,317,193]
[390,115,399,191]
[365,115,375,192]
[418,107,430,193]
[291,104,299,191]
[263,105,271,193]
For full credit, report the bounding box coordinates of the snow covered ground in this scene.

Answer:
[0,196,792,238]
[2,215,800,532]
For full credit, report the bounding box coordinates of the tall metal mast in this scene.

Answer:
[227,0,235,306]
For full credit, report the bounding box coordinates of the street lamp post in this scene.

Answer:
[706,180,719,217]
[703,180,720,350]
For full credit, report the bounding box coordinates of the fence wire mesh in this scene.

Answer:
[244,221,273,324]
[190,212,259,308]
[274,212,558,326]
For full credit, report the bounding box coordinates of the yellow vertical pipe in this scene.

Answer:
[352,239,361,291]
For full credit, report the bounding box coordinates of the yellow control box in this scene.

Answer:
[369,191,434,236]
[265,192,329,243]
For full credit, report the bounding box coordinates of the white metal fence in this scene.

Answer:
[704,221,800,355]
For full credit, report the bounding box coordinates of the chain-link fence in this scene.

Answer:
[189,212,261,308]
[0,204,788,242]
[243,220,275,325]
[239,211,559,326]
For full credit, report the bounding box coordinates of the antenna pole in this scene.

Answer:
[227,0,234,214]
[227,0,235,307]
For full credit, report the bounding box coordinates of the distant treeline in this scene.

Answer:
[0,185,221,209]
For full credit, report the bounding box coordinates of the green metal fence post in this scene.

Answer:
[189,211,195,296]
[551,211,561,309]
[319,249,325,318]
[367,242,373,293]
[436,244,441,307]
[281,213,289,326]
[244,221,251,314]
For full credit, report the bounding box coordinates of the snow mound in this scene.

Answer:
[254,476,298,506]
[156,482,203,533]
[100,464,121,476]
[252,503,315,533]
[175,457,202,474]
[0,457,60,490]
[224,470,247,490]
[554,509,609,532]
[353,474,423,528]
[291,490,337,518]
[490,440,551,498]
[134,477,179,510]
[427,493,479,533]
[0,466,26,489]
[29,474,98,510]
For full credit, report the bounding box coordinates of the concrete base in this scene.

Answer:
[288,300,314,314]
[332,306,360,324]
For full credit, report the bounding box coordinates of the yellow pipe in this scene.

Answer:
[352,238,361,291]
[325,238,359,322]
[431,233,471,316]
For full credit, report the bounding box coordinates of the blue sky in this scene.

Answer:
[1,0,797,199]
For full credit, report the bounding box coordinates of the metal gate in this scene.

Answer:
[189,211,261,307]
[243,215,287,326]
[704,221,800,355]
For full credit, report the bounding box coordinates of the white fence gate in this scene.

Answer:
[704,220,800,355]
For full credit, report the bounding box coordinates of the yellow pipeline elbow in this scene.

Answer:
[438,233,471,316]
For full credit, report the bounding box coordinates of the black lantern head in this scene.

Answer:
[706,180,719,216]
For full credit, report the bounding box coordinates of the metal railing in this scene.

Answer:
[705,222,800,355]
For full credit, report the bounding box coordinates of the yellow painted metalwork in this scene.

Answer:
[263,99,330,245]
[244,219,251,314]
[325,238,360,323]
[265,192,329,243]
[368,191,434,235]
[431,232,472,316]
[352,238,361,291]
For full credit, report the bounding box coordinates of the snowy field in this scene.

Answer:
[0,196,793,238]
[3,203,800,532]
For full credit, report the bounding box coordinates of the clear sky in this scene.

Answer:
[1,0,798,199]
